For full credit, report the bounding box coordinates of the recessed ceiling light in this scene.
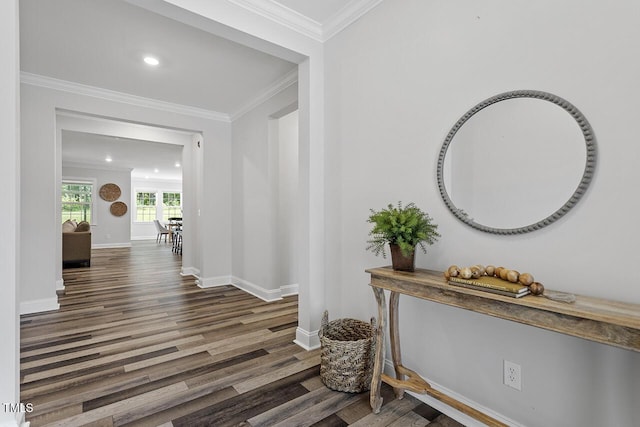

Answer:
[154,168,159,173]
[175,162,181,168]
[144,56,159,66]
[105,156,112,162]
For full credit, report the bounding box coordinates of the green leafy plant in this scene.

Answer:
[366,202,440,258]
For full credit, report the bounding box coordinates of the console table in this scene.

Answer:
[367,267,640,426]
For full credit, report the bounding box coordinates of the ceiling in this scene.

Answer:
[275,0,358,23]
[62,130,184,181]
[19,0,365,181]
[19,0,299,114]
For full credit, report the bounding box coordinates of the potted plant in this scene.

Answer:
[366,202,440,272]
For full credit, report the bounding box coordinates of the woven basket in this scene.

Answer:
[319,311,377,393]
[109,201,128,217]
[99,183,121,202]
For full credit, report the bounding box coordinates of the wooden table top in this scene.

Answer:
[367,267,640,352]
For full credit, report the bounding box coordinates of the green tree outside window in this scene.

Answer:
[136,192,157,222]
[62,183,93,223]
[162,192,181,222]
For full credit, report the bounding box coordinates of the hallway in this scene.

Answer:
[20,241,456,426]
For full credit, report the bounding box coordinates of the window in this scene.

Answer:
[162,192,182,221]
[134,190,182,223]
[136,192,157,222]
[62,181,94,223]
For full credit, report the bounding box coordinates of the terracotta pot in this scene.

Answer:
[389,244,415,272]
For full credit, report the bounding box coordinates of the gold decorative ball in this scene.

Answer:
[447,265,460,277]
[506,270,520,283]
[529,282,545,295]
[485,265,496,276]
[460,267,473,279]
[519,273,534,286]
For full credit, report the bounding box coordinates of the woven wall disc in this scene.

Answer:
[110,201,128,217]
[99,183,121,202]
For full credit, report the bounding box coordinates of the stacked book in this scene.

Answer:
[448,275,530,298]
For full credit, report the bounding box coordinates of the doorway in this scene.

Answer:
[272,109,299,293]
[56,110,200,291]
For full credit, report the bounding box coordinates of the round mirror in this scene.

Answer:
[437,90,596,234]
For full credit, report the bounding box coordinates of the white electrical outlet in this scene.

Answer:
[503,360,522,391]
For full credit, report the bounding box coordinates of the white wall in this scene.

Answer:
[63,165,132,247]
[324,1,640,426]
[158,0,327,348]
[277,110,299,289]
[131,178,183,240]
[0,0,22,425]
[20,82,231,312]
[231,83,298,300]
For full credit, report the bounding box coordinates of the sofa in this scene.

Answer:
[62,220,91,267]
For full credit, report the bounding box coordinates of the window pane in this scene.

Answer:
[163,206,182,222]
[163,192,181,206]
[136,206,156,222]
[135,192,157,222]
[162,192,182,222]
[62,182,93,223]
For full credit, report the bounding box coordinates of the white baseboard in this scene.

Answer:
[194,274,298,302]
[180,266,199,277]
[92,242,132,249]
[231,276,283,302]
[130,236,157,241]
[195,275,232,288]
[230,277,300,302]
[294,326,320,350]
[382,360,522,427]
[56,278,64,292]
[280,283,299,296]
[0,411,28,427]
[20,297,59,315]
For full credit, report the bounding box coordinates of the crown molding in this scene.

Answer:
[323,0,385,41]
[62,161,133,173]
[130,175,182,183]
[226,0,383,42]
[21,70,298,125]
[20,72,230,122]
[230,67,298,121]
[131,175,183,184]
[226,0,323,41]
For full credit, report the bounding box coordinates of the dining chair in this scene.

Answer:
[153,219,170,243]
[172,228,182,255]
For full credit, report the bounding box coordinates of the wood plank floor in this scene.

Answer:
[20,241,464,427]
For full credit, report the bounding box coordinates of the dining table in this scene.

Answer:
[166,218,182,242]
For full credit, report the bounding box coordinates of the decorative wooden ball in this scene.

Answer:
[506,270,520,283]
[485,265,496,276]
[448,265,460,277]
[529,282,545,295]
[519,273,534,286]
